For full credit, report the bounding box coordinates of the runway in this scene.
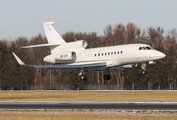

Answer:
[0,102,177,110]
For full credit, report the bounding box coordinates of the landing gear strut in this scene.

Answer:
[141,63,146,74]
[79,68,87,80]
[104,69,111,80]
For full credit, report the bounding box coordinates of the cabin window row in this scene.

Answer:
[96,51,123,56]
[85,51,123,57]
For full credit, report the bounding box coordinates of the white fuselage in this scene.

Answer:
[43,43,166,68]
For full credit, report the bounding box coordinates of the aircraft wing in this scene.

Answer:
[30,63,106,69]
[12,52,107,69]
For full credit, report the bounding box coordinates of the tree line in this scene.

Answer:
[0,23,176,90]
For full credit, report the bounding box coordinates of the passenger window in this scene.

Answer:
[108,52,110,55]
[102,53,104,56]
[121,51,123,54]
[105,53,107,56]
[143,47,146,50]
[139,47,142,50]
[98,53,100,56]
[111,52,113,55]
[114,52,116,55]
[95,54,96,57]
[117,51,119,54]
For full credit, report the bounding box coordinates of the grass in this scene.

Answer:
[0,110,177,120]
[0,91,176,102]
[0,91,177,119]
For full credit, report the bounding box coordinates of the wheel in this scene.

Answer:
[80,75,87,80]
[104,75,107,80]
[80,75,85,80]
[107,75,111,80]
[104,75,111,80]
[143,71,146,74]
[84,75,87,80]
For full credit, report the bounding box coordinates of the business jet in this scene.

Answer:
[12,22,166,80]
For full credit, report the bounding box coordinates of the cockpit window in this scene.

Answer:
[139,46,154,50]
[146,46,151,50]
[143,47,146,50]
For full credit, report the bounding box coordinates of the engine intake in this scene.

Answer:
[82,40,88,48]
[54,51,76,61]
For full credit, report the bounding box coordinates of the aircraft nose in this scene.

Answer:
[162,53,166,58]
[158,51,166,58]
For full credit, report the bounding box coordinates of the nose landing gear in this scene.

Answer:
[141,63,146,74]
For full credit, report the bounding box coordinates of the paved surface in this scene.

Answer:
[0,102,177,110]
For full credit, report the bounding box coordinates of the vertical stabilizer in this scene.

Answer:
[43,22,66,54]
[43,22,66,44]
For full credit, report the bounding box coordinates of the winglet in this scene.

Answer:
[12,52,26,66]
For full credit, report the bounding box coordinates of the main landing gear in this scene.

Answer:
[79,68,111,81]
[80,72,111,81]
[79,68,87,80]
[104,69,111,80]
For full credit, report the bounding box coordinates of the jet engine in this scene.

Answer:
[66,40,88,50]
[54,51,76,61]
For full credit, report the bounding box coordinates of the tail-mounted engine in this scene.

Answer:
[66,40,88,50]
[82,40,88,48]
[54,51,76,61]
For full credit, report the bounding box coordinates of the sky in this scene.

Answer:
[0,0,177,40]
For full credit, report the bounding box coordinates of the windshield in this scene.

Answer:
[138,46,154,50]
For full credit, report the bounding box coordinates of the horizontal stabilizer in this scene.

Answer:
[21,43,60,48]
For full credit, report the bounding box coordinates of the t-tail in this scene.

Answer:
[43,22,66,54]
[21,22,66,54]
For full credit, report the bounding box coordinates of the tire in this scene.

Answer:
[143,71,146,74]
[80,75,87,80]
[84,75,87,80]
[104,75,110,80]
[80,75,85,80]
